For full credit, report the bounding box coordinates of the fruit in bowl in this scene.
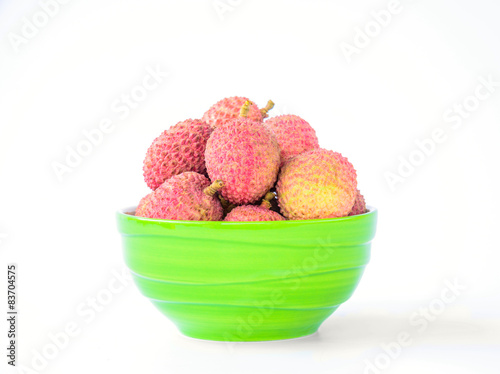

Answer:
[116,96,377,341]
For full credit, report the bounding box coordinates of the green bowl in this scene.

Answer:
[116,206,377,342]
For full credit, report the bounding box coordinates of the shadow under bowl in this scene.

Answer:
[116,206,378,342]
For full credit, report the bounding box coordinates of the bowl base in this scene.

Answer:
[152,301,339,342]
[178,324,320,342]
[180,330,320,343]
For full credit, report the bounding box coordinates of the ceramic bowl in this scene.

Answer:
[116,207,377,341]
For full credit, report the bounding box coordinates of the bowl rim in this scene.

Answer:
[117,205,377,225]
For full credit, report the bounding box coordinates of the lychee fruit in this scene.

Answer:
[264,115,319,165]
[135,172,224,221]
[202,96,274,129]
[135,193,154,217]
[349,190,367,216]
[277,149,357,220]
[205,101,280,205]
[143,119,213,190]
[224,192,285,222]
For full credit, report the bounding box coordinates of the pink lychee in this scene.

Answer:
[277,149,358,220]
[136,172,224,221]
[135,193,154,218]
[143,119,212,190]
[264,115,319,165]
[205,102,280,205]
[224,205,285,222]
[349,190,367,216]
[202,96,274,129]
[224,192,285,222]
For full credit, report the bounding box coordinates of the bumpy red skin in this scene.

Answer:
[135,172,223,221]
[135,193,154,217]
[205,118,280,205]
[143,119,213,190]
[349,190,367,216]
[224,205,285,222]
[277,149,357,220]
[265,115,319,165]
[202,97,264,129]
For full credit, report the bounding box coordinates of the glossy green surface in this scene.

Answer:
[116,207,377,341]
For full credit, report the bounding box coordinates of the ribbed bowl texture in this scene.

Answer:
[116,206,378,341]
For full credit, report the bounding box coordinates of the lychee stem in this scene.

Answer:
[204,180,225,197]
[260,191,276,209]
[239,100,252,118]
[260,100,275,118]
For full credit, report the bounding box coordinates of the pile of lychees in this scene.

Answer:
[136,96,367,222]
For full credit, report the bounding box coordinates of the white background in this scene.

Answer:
[1,0,499,373]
